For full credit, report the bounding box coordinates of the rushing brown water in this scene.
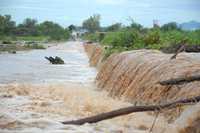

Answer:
[0,41,96,84]
[0,83,170,133]
[0,41,169,133]
[1,41,199,133]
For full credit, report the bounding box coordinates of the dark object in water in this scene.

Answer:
[45,56,65,64]
[8,50,16,54]
[2,40,12,44]
[12,51,16,54]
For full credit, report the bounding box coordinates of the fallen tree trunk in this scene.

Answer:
[159,74,200,85]
[62,95,200,125]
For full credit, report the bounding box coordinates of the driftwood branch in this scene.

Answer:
[159,74,200,85]
[170,44,185,59]
[62,95,200,125]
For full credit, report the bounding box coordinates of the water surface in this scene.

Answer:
[0,41,96,84]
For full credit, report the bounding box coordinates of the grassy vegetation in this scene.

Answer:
[0,43,27,53]
[0,35,46,52]
[82,32,105,42]
[83,28,200,58]
[0,35,48,42]
[0,43,46,53]
[16,36,48,41]
[24,43,45,49]
[0,43,46,52]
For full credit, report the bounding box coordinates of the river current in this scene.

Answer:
[0,41,169,133]
[0,41,96,84]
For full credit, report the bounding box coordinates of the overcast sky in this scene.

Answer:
[0,0,200,27]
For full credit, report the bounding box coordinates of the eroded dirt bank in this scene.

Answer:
[84,43,103,68]
[84,43,200,133]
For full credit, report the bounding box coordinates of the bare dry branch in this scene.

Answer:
[62,95,200,125]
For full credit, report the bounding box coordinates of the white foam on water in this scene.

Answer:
[0,83,169,133]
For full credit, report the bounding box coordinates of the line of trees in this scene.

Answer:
[81,14,182,33]
[0,15,70,40]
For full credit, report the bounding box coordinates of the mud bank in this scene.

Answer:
[84,43,200,132]
[84,43,103,68]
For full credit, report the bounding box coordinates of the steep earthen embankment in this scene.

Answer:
[96,50,200,104]
[84,43,200,132]
[84,43,200,104]
[84,43,103,68]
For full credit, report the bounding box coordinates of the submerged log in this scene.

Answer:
[159,74,200,85]
[62,95,200,125]
[45,56,65,64]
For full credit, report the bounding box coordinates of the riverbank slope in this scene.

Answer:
[84,42,200,133]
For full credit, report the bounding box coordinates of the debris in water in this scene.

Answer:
[45,56,65,64]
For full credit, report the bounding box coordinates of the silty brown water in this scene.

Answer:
[0,41,169,133]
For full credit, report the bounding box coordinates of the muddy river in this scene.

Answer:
[0,41,96,84]
[0,41,170,133]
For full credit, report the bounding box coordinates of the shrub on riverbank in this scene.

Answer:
[84,28,200,57]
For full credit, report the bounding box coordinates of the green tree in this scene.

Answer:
[23,18,37,28]
[0,15,16,35]
[68,24,76,32]
[106,23,122,32]
[15,18,38,36]
[161,22,180,31]
[82,14,101,33]
[38,21,69,40]
[127,18,143,31]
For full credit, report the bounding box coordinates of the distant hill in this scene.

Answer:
[180,21,200,30]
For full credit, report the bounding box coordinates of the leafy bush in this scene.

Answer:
[101,30,140,48]
[144,29,161,45]
[161,30,187,45]
[82,32,105,42]
[100,28,200,58]
[82,33,99,42]
[103,46,127,59]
